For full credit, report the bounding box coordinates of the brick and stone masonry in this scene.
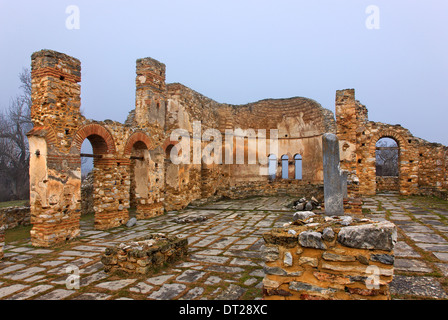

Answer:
[101,234,188,275]
[262,212,397,300]
[26,49,447,248]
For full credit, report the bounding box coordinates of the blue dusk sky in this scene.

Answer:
[1,0,447,145]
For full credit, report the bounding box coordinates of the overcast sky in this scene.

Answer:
[1,0,447,145]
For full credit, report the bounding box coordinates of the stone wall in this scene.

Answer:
[163,83,336,211]
[262,213,397,300]
[0,206,31,230]
[336,88,447,198]
[0,206,31,260]
[376,176,399,193]
[27,49,446,248]
[218,180,324,202]
[101,234,188,275]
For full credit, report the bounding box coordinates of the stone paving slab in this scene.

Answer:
[390,275,448,299]
[394,242,422,258]
[394,259,433,273]
[7,285,53,300]
[0,194,447,300]
[0,284,29,299]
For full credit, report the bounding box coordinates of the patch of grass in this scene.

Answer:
[403,195,448,211]
[385,210,392,220]
[0,199,28,208]
[4,224,32,244]
[362,208,372,214]
[80,212,95,222]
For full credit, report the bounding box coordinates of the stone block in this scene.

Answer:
[101,233,188,275]
[337,221,397,251]
[262,215,396,300]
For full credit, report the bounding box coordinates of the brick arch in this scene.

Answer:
[27,125,58,150]
[123,131,154,156]
[369,129,407,153]
[162,138,179,156]
[71,123,116,154]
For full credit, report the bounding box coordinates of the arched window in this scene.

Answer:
[375,137,399,176]
[268,154,277,180]
[281,155,289,179]
[294,154,302,180]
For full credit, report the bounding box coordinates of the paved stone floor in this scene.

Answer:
[0,194,447,300]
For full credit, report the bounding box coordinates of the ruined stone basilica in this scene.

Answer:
[26,49,447,247]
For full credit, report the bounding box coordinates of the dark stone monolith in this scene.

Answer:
[322,133,345,216]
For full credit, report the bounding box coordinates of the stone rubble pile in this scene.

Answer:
[101,233,188,275]
[173,215,208,224]
[262,210,397,300]
[292,197,321,211]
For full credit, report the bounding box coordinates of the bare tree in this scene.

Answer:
[0,68,32,201]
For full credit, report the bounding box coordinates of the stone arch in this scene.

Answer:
[281,154,289,179]
[375,137,399,176]
[71,123,116,155]
[367,129,411,194]
[294,153,303,180]
[123,131,154,156]
[162,138,180,161]
[268,153,277,180]
[369,130,406,154]
[27,125,58,150]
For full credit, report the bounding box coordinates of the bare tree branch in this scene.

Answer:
[0,68,32,201]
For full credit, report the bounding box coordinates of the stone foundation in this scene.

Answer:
[262,213,397,300]
[0,206,31,230]
[376,176,399,192]
[135,201,164,220]
[101,233,188,274]
[417,187,448,201]
[343,197,363,215]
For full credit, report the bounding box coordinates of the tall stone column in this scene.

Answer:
[323,133,345,216]
[135,57,166,129]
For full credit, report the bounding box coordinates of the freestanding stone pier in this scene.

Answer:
[262,214,397,300]
[322,133,346,216]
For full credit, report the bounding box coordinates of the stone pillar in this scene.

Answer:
[322,133,345,216]
[28,50,83,247]
[93,157,129,230]
[135,57,166,129]
[262,215,397,300]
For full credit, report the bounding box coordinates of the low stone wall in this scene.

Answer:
[0,229,4,260]
[262,212,397,300]
[376,176,399,192]
[101,233,188,274]
[417,186,448,201]
[213,181,324,204]
[343,197,363,215]
[0,206,31,230]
